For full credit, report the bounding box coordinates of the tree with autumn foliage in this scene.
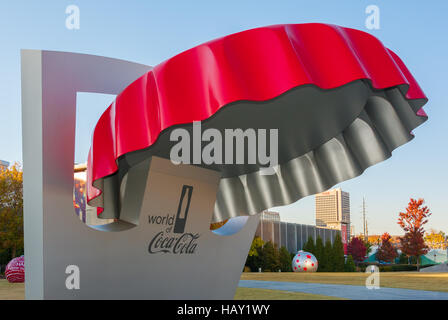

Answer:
[347,236,367,264]
[210,219,228,231]
[376,232,398,263]
[398,198,431,271]
[245,236,264,271]
[0,163,24,260]
[424,229,447,250]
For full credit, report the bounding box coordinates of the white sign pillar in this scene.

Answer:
[21,50,259,299]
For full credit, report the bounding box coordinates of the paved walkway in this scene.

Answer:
[239,280,448,300]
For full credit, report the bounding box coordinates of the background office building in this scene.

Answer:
[255,211,341,253]
[315,188,350,232]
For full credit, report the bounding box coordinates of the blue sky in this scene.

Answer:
[0,0,447,235]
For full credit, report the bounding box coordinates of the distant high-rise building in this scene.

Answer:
[315,188,350,231]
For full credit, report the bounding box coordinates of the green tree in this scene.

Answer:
[320,240,333,272]
[314,236,324,268]
[260,241,279,272]
[332,234,345,272]
[302,236,315,254]
[279,246,292,272]
[344,255,356,272]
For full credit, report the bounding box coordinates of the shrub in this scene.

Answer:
[344,255,356,272]
[389,264,418,272]
[380,266,393,272]
[358,263,419,272]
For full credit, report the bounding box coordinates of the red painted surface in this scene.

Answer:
[86,23,427,209]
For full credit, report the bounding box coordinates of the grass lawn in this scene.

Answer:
[240,272,448,292]
[2,272,448,300]
[0,280,24,300]
[234,287,346,300]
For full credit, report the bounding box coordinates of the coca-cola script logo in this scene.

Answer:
[148,185,200,254]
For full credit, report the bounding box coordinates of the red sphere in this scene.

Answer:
[5,256,24,283]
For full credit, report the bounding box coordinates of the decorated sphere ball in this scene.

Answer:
[5,255,25,283]
[292,250,318,272]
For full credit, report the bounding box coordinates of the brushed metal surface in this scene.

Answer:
[21,50,258,299]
